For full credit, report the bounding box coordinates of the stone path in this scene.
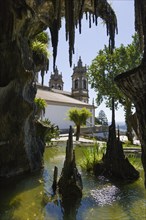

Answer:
[51,135,141,154]
[51,134,96,144]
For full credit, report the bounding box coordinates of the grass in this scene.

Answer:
[123,140,141,148]
[79,142,142,172]
[79,142,106,171]
[128,155,142,170]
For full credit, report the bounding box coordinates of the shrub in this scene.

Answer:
[41,119,60,144]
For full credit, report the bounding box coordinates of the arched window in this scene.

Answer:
[83,79,87,89]
[75,79,78,89]
[58,85,62,90]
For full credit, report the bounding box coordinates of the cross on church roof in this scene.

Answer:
[54,66,59,75]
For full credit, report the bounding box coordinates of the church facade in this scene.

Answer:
[36,57,96,131]
[72,57,89,103]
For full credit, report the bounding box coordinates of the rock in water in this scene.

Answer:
[58,126,82,218]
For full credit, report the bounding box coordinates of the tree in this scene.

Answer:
[68,108,92,141]
[87,33,142,143]
[94,117,100,125]
[98,110,108,126]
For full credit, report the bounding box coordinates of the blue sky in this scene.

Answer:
[41,0,135,123]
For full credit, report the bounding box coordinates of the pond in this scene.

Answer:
[0,144,146,220]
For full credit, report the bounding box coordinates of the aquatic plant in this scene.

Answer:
[80,142,106,172]
[80,142,142,174]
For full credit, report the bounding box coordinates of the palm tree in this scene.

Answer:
[68,107,92,141]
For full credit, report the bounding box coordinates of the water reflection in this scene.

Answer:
[43,188,81,220]
[45,200,63,220]
[0,172,44,220]
[90,185,120,206]
[44,146,146,220]
[117,178,146,220]
[0,145,146,220]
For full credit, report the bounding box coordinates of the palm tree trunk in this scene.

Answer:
[76,125,80,141]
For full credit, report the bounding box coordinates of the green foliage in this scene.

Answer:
[123,141,141,148]
[98,110,108,125]
[68,107,92,126]
[31,41,49,58]
[80,142,106,172]
[31,31,50,62]
[95,117,101,125]
[34,97,47,110]
[87,33,143,109]
[68,107,92,140]
[80,143,142,172]
[34,98,47,118]
[87,33,143,142]
[34,32,50,44]
[41,119,59,144]
[31,31,51,85]
[124,140,134,148]
[128,155,142,170]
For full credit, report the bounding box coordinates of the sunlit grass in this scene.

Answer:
[79,142,106,172]
[123,140,141,148]
[128,155,142,170]
[79,142,142,172]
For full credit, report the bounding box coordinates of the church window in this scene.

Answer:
[58,85,62,90]
[75,79,78,89]
[83,79,87,89]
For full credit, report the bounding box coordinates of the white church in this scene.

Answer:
[36,57,96,132]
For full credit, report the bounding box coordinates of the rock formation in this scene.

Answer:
[102,99,139,182]
[58,126,82,220]
[0,0,52,178]
[115,63,146,186]
[115,0,146,186]
[58,126,83,197]
[0,0,117,179]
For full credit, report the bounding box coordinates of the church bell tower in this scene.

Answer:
[71,57,89,103]
[49,66,64,90]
